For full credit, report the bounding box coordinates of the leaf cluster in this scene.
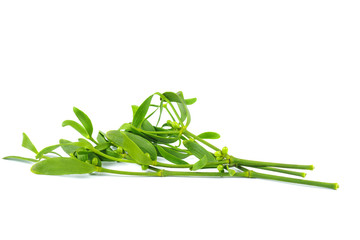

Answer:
[2,91,339,190]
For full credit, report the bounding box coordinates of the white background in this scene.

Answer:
[0,1,359,239]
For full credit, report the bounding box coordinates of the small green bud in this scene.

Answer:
[221,146,228,155]
[169,121,180,129]
[216,156,223,161]
[85,160,91,164]
[92,157,99,166]
[141,165,149,170]
[214,151,222,157]
[217,165,224,172]
[116,147,123,154]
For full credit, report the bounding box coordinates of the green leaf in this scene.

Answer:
[185,98,197,105]
[156,145,188,165]
[131,105,139,117]
[119,123,133,131]
[132,103,156,131]
[95,142,111,151]
[36,145,61,159]
[162,92,188,124]
[97,131,107,144]
[77,138,95,149]
[59,139,83,156]
[197,132,221,139]
[31,157,97,175]
[141,132,179,144]
[132,95,153,128]
[73,107,93,137]
[3,156,39,163]
[163,91,191,127]
[123,132,157,160]
[21,133,38,154]
[161,146,190,159]
[62,120,89,138]
[176,91,188,120]
[162,91,182,102]
[106,130,152,165]
[191,155,208,171]
[183,140,216,163]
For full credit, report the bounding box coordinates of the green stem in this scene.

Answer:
[242,165,306,178]
[89,137,99,145]
[164,106,176,122]
[232,157,314,170]
[91,148,134,164]
[141,130,180,135]
[154,92,184,127]
[141,106,159,126]
[97,167,338,189]
[249,171,339,190]
[98,167,161,176]
[183,130,221,151]
[154,160,228,169]
[156,100,164,127]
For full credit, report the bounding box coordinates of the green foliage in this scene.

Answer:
[132,95,153,128]
[31,157,97,175]
[62,120,89,138]
[156,145,188,165]
[73,107,94,137]
[191,155,208,171]
[123,132,157,161]
[2,91,338,189]
[198,132,221,139]
[106,130,152,165]
[183,140,216,163]
[21,133,38,154]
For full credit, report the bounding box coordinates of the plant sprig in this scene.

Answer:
[3,91,339,190]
